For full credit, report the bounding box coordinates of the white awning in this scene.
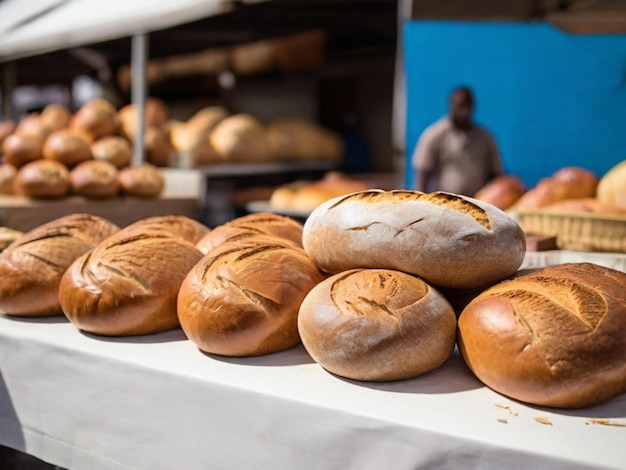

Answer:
[0,0,268,62]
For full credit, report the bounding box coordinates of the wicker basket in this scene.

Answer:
[518,210,626,253]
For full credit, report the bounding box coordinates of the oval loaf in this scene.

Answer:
[302,190,526,289]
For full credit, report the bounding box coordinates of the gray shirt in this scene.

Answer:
[411,117,503,196]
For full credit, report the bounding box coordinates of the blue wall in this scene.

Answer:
[404,21,626,189]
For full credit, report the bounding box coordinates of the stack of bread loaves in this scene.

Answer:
[178,213,326,357]
[298,189,527,381]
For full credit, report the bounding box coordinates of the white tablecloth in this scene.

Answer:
[0,315,625,470]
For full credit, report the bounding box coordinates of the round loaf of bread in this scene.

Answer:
[145,126,172,167]
[70,98,118,142]
[43,130,92,167]
[458,263,626,408]
[60,228,203,335]
[196,212,302,254]
[473,174,526,211]
[178,236,325,356]
[552,166,599,199]
[209,114,271,163]
[15,113,51,140]
[117,97,169,141]
[118,163,164,197]
[91,136,132,168]
[2,133,43,168]
[70,160,120,198]
[0,213,120,316]
[13,159,70,198]
[298,269,456,381]
[303,190,526,289]
[597,160,626,210]
[40,103,71,131]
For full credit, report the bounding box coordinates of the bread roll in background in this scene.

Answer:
[597,160,626,210]
[13,159,70,198]
[303,190,526,289]
[473,174,526,211]
[0,120,16,147]
[43,130,92,167]
[0,163,17,194]
[515,177,571,210]
[298,269,456,381]
[91,136,132,169]
[539,197,626,215]
[0,227,23,252]
[2,134,43,168]
[196,212,303,254]
[14,113,52,140]
[266,118,343,162]
[70,160,120,198]
[178,236,325,357]
[144,126,173,167]
[118,163,164,197]
[552,166,599,199]
[0,213,119,316]
[60,224,203,336]
[458,263,626,408]
[117,97,169,140]
[70,98,118,142]
[40,103,71,131]
[209,113,272,163]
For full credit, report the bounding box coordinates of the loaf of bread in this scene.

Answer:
[117,97,169,141]
[70,160,120,198]
[597,160,626,210]
[124,215,210,245]
[539,197,626,215]
[118,163,164,197]
[91,136,132,168]
[13,159,70,198]
[70,98,118,142]
[43,130,92,167]
[196,212,302,254]
[515,177,571,210]
[209,114,272,163]
[40,103,71,132]
[0,214,120,316]
[303,190,526,289]
[15,113,51,140]
[178,236,325,356]
[144,126,173,167]
[0,120,16,147]
[0,163,17,194]
[298,268,456,381]
[60,220,204,335]
[458,263,626,408]
[2,133,43,168]
[473,174,526,211]
[552,166,599,199]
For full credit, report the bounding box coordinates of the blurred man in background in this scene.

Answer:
[412,86,502,196]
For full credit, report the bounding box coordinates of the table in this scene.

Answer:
[0,314,624,470]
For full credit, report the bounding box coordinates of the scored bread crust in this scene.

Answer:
[302,189,526,289]
[60,226,203,336]
[458,263,626,408]
[178,235,325,356]
[0,214,120,316]
[298,269,457,381]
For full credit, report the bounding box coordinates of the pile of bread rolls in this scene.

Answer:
[1,189,625,410]
[0,99,166,199]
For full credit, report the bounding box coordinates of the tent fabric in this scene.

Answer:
[0,0,267,62]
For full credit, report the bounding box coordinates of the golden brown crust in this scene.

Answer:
[209,114,272,163]
[2,134,43,168]
[43,130,92,167]
[474,174,526,211]
[458,263,626,408]
[118,164,164,197]
[552,166,599,199]
[597,160,626,210]
[298,268,456,381]
[0,163,17,195]
[91,136,132,169]
[178,235,325,356]
[70,160,120,198]
[124,215,209,245]
[0,214,120,316]
[13,159,70,198]
[60,228,203,335]
[0,120,16,147]
[303,189,526,289]
[196,212,302,254]
[40,104,71,131]
[70,98,118,142]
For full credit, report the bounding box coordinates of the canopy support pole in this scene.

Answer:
[131,33,148,166]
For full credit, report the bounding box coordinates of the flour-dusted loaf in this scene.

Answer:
[298,269,456,381]
[196,212,303,254]
[59,216,207,335]
[178,235,325,356]
[0,214,120,316]
[303,190,526,289]
[457,263,626,408]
